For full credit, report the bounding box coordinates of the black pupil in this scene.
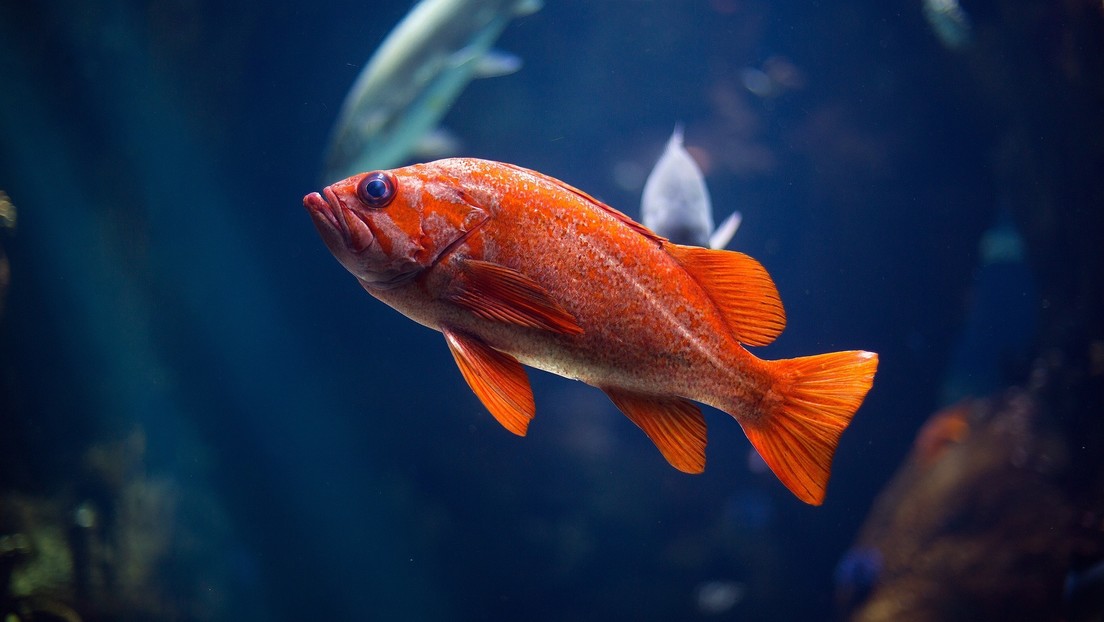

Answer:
[365,178,388,198]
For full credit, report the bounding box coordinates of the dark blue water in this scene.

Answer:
[1,1,1095,620]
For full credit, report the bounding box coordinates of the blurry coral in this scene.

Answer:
[1,430,237,621]
[0,189,15,320]
[837,392,1104,621]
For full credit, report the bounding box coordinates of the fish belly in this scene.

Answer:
[369,263,764,411]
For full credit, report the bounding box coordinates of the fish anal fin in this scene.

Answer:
[443,326,535,436]
[603,388,707,474]
[740,351,879,505]
[666,243,785,347]
[444,259,584,335]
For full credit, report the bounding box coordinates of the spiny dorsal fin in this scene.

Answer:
[665,243,786,346]
[603,387,707,473]
[443,326,535,436]
[444,259,585,335]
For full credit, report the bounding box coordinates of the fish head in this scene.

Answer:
[304,164,488,288]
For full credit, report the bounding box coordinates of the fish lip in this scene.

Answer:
[303,186,345,235]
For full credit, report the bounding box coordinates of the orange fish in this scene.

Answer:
[303,158,878,505]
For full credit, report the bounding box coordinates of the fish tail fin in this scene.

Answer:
[740,351,878,505]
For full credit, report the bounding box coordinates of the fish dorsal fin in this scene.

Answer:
[498,162,666,245]
[443,327,535,436]
[603,388,707,473]
[444,259,584,335]
[665,243,786,346]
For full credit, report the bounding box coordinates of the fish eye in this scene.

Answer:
[357,171,396,208]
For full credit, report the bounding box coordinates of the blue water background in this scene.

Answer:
[0,1,1029,619]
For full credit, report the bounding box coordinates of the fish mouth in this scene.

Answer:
[303,186,375,254]
[303,187,341,231]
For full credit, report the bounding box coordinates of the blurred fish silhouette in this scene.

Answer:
[304,158,878,504]
[323,0,541,180]
[922,0,972,50]
[641,126,741,249]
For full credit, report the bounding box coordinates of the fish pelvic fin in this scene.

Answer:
[603,388,707,473]
[443,326,535,436]
[742,350,878,505]
[666,243,785,346]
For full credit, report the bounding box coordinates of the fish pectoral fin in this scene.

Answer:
[665,243,786,347]
[443,326,535,436]
[444,259,585,335]
[603,388,707,474]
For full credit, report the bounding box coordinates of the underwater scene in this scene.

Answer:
[2,0,1103,620]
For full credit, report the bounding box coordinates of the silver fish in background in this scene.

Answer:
[641,126,741,250]
[922,0,973,51]
[323,0,541,181]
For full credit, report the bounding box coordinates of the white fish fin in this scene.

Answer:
[669,123,685,147]
[708,211,742,250]
[447,44,520,77]
[513,0,543,16]
[447,44,483,71]
[472,49,523,78]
